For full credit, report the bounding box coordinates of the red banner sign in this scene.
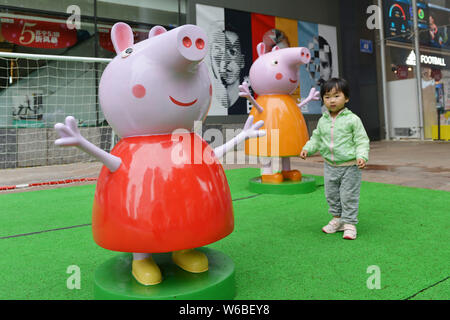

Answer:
[396,65,409,80]
[1,17,77,49]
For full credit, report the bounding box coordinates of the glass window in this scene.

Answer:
[384,0,450,139]
[96,0,186,58]
[0,0,186,58]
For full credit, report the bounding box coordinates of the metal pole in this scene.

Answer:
[437,108,441,140]
[412,0,425,140]
[0,51,111,63]
[377,0,390,140]
[178,0,181,26]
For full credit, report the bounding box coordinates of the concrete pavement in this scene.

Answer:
[0,140,449,192]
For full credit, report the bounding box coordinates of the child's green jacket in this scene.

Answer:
[302,108,370,165]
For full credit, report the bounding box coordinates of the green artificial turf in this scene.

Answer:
[0,168,448,300]
[409,277,449,300]
[0,186,95,238]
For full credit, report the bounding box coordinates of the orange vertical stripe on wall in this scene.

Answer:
[275,17,299,47]
[275,17,301,101]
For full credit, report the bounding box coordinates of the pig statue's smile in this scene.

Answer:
[99,23,211,137]
[169,96,198,107]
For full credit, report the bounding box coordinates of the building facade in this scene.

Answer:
[0,0,448,168]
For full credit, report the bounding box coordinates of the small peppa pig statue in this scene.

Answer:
[54,22,264,288]
[240,43,320,184]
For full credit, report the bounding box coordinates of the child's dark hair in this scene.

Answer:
[320,78,350,100]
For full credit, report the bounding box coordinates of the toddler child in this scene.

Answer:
[300,78,370,240]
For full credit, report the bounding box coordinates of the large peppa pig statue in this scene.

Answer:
[240,43,320,184]
[54,22,264,286]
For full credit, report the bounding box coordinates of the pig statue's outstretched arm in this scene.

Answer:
[297,87,320,108]
[213,115,266,159]
[54,116,121,172]
[238,81,264,113]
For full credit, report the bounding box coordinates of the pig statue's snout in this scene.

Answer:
[177,25,208,63]
[299,47,311,65]
[280,47,311,68]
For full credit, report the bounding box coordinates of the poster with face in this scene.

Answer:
[196,4,339,115]
[196,4,252,115]
[299,22,339,114]
[428,5,450,50]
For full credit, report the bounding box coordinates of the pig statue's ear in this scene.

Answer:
[149,25,167,38]
[271,45,280,52]
[111,22,134,55]
[256,42,266,57]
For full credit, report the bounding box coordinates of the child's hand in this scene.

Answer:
[357,158,366,169]
[300,150,308,160]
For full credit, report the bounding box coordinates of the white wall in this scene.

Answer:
[387,79,421,138]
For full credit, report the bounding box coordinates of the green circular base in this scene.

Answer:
[94,247,235,300]
[248,175,317,195]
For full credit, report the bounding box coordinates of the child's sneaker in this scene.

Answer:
[322,217,344,234]
[343,224,357,240]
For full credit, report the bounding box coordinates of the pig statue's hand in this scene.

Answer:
[297,88,320,108]
[238,81,252,99]
[242,115,266,139]
[239,81,264,113]
[54,116,84,147]
[308,87,320,101]
[213,115,266,159]
[54,115,121,172]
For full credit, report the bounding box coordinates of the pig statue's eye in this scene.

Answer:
[121,47,133,58]
[271,60,279,66]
